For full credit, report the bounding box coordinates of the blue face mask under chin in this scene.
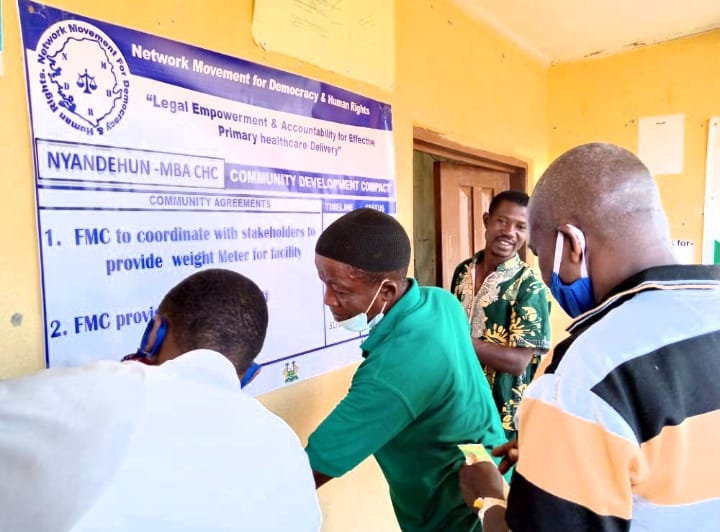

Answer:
[549,228,595,318]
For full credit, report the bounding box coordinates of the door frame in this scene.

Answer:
[412,127,530,286]
[413,127,528,191]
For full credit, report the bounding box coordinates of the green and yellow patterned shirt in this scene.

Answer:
[451,251,552,439]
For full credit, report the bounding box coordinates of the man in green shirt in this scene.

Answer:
[451,190,552,440]
[306,208,505,531]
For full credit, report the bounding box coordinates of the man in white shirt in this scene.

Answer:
[0,268,321,532]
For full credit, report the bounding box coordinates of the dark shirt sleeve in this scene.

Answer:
[509,273,552,351]
[450,258,472,300]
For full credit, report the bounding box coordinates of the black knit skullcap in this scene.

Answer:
[315,208,411,272]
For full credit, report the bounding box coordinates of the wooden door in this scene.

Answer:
[434,161,510,289]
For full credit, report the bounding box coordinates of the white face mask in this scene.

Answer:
[337,280,388,332]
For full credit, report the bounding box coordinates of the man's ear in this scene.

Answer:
[482,212,490,227]
[379,279,401,301]
[555,224,586,283]
[556,224,584,265]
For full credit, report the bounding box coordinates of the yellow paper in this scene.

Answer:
[458,444,510,497]
[252,0,395,91]
[458,443,492,465]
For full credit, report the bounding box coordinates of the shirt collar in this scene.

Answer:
[568,264,720,334]
[361,278,419,356]
[160,349,241,390]
[473,250,522,274]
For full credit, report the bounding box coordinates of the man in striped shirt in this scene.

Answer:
[461,142,720,531]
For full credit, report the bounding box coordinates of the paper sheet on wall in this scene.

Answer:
[252,0,394,91]
[638,113,685,175]
[704,118,720,264]
[670,239,696,264]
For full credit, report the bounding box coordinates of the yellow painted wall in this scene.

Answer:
[549,30,720,263]
[0,1,548,530]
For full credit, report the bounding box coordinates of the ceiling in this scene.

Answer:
[453,0,720,64]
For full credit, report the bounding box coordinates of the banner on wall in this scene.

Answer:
[17,0,395,394]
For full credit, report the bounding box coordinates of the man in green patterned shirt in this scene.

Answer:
[451,190,551,440]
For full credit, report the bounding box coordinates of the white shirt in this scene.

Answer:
[0,350,321,532]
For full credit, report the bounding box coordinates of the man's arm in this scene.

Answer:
[459,441,519,531]
[459,461,510,532]
[306,378,414,490]
[471,339,537,377]
[474,274,552,376]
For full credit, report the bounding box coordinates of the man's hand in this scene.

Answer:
[492,440,519,475]
[459,461,505,509]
